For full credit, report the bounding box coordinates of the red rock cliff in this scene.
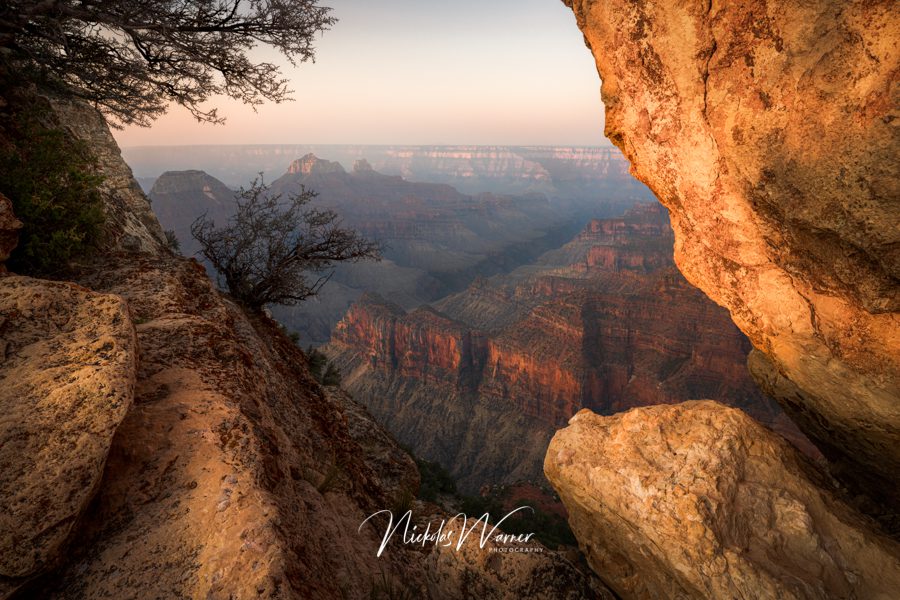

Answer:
[325,207,800,490]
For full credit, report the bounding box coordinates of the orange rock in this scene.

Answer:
[563,0,900,500]
[545,402,900,599]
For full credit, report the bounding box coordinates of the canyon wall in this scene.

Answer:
[562,0,899,500]
[325,205,800,492]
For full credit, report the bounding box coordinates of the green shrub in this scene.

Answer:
[0,114,105,274]
[415,458,457,502]
[306,346,343,386]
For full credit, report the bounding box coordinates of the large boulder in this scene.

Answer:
[545,402,900,599]
[0,276,136,597]
[562,0,900,499]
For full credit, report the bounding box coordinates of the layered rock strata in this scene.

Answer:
[325,206,800,491]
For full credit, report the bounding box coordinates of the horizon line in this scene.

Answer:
[120,142,617,150]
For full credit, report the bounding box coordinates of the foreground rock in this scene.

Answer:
[0,276,136,597]
[9,255,600,599]
[563,0,900,500]
[545,401,900,599]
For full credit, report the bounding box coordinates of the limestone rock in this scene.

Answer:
[545,401,900,599]
[563,0,900,499]
[0,276,136,596]
[0,193,21,272]
[287,153,347,175]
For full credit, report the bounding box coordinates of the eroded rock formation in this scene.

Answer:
[325,206,803,491]
[562,0,900,499]
[545,402,900,599]
[0,276,136,597]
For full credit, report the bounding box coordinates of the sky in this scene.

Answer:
[112,0,607,148]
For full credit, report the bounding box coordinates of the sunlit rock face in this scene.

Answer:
[563,0,899,499]
[545,402,900,600]
[0,276,136,597]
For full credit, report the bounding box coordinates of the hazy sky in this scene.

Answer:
[113,0,607,147]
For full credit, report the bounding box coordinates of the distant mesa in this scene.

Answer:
[286,153,346,176]
[352,158,374,173]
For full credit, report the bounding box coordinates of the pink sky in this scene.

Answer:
[113,0,607,148]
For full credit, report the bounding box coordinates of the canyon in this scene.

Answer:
[127,144,640,198]
[151,153,650,344]
[0,99,605,599]
[323,203,804,492]
[0,0,895,595]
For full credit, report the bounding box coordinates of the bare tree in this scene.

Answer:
[191,178,381,311]
[0,0,335,126]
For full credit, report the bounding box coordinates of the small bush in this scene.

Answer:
[390,488,415,516]
[164,229,181,253]
[415,458,457,502]
[191,177,380,311]
[0,114,105,274]
[307,346,342,386]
